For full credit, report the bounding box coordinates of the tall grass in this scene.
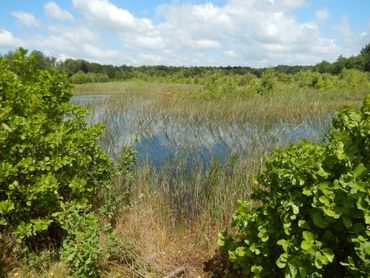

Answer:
[74,81,368,125]
[68,80,370,276]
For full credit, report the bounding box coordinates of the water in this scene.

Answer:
[71,95,332,172]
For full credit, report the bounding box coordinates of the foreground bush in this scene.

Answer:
[219,95,370,277]
[0,49,111,276]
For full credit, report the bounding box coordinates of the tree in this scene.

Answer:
[30,50,57,69]
[0,48,111,276]
[360,43,370,71]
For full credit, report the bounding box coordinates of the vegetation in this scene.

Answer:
[3,43,370,85]
[219,95,370,276]
[0,44,369,277]
[0,49,134,277]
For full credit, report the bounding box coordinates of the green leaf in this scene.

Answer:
[301,231,314,251]
[303,231,314,241]
[276,252,288,268]
[258,228,269,242]
[322,248,334,263]
[251,265,263,274]
[277,239,289,252]
[353,163,367,179]
[235,247,246,257]
[0,200,15,214]
[286,263,298,278]
[311,210,330,228]
[342,217,352,228]
[298,220,309,229]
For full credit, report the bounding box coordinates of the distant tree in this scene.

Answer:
[360,43,370,71]
[315,60,334,74]
[30,50,57,69]
[59,59,81,77]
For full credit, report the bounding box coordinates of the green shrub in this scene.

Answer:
[219,94,370,277]
[59,207,101,277]
[338,69,370,90]
[70,71,111,84]
[0,49,111,276]
[258,69,277,94]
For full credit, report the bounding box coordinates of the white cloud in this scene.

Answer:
[72,0,152,33]
[153,0,339,65]
[131,34,166,49]
[12,11,40,27]
[224,50,237,57]
[315,8,330,21]
[4,0,368,66]
[138,53,163,64]
[0,29,22,48]
[280,0,307,9]
[26,26,123,64]
[44,2,74,22]
[190,39,220,49]
[333,16,370,57]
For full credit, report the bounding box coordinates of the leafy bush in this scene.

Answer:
[0,49,111,275]
[59,208,101,277]
[338,69,370,90]
[219,94,370,277]
[70,71,110,84]
[258,69,277,94]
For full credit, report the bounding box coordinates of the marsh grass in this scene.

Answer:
[74,81,368,125]
[43,81,367,276]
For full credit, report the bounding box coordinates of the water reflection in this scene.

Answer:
[71,95,332,171]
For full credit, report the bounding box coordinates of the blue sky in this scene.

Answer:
[1,0,369,66]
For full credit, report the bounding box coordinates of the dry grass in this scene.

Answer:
[104,158,263,277]
[73,81,200,97]
[114,202,210,277]
[7,263,69,278]
[74,81,368,125]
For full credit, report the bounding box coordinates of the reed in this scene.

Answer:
[74,81,368,125]
[69,80,370,276]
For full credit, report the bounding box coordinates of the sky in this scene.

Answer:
[0,0,370,67]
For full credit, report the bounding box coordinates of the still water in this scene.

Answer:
[71,95,332,172]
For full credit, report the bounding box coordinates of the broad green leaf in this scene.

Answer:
[311,210,330,228]
[276,252,288,268]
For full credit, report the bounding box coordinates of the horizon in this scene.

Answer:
[1,0,370,67]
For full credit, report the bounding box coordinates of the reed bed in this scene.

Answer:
[69,81,368,276]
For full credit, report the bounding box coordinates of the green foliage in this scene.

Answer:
[71,71,110,84]
[338,69,370,90]
[0,49,112,276]
[258,69,277,94]
[219,95,370,277]
[59,207,101,278]
[98,145,137,226]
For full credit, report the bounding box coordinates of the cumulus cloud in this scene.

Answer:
[333,16,370,56]
[4,0,368,66]
[44,2,74,22]
[12,11,40,27]
[153,0,339,65]
[72,0,152,33]
[22,25,122,64]
[224,50,237,57]
[315,8,330,21]
[280,0,307,9]
[0,29,22,48]
[130,34,166,49]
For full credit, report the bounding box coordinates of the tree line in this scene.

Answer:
[1,43,370,84]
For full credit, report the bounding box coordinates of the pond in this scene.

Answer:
[71,95,332,173]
